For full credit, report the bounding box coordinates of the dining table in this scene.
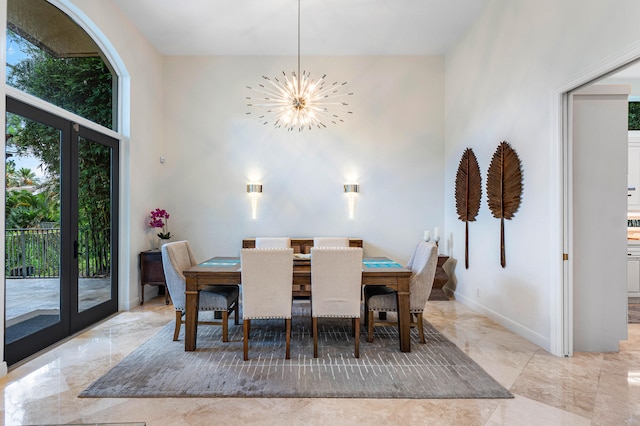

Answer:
[183,256,413,352]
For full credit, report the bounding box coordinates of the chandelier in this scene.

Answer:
[246,0,353,132]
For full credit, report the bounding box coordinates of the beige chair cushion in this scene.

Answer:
[255,237,291,248]
[241,248,294,319]
[313,237,349,248]
[367,241,438,314]
[161,240,239,312]
[311,247,363,318]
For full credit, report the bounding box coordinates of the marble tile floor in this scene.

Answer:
[0,297,638,426]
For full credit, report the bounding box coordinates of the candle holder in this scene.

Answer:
[434,235,440,247]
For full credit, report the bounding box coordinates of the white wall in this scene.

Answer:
[445,0,640,353]
[162,55,445,263]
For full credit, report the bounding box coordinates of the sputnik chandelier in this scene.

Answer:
[246,0,353,132]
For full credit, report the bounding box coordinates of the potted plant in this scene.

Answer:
[148,208,171,248]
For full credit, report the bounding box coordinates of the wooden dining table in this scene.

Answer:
[183,256,413,352]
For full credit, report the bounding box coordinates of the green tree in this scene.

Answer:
[7,31,113,128]
[5,189,56,228]
[630,102,640,130]
[5,159,19,188]
[16,167,37,186]
[6,31,112,232]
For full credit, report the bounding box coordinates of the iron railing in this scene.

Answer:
[5,228,110,278]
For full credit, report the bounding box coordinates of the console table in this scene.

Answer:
[429,255,450,300]
[139,250,169,305]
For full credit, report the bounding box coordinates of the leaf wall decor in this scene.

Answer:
[454,148,482,269]
[486,141,523,268]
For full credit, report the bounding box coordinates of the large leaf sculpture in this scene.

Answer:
[455,148,482,269]
[486,141,523,268]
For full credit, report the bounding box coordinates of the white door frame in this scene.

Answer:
[554,40,640,357]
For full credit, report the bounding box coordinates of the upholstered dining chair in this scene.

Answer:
[364,241,438,344]
[310,247,363,358]
[255,237,291,248]
[161,240,239,342]
[313,237,350,248]
[241,248,294,361]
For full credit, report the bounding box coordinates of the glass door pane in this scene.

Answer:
[76,135,113,312]
[5,112,62,344]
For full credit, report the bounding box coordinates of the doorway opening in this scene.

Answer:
[560,54,640,357]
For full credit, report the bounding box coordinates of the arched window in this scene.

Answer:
[6,0,116,130]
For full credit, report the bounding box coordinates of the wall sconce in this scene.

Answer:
[344,184,359,219]
[247,184,262,219]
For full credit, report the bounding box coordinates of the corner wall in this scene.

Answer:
[445,0,640,353]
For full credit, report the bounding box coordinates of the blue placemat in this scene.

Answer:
[363,260,403,268]
[199,259,240,267]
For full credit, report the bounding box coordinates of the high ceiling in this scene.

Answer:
[108,0,489,56]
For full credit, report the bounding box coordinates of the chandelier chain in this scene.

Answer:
[297,0,301,93]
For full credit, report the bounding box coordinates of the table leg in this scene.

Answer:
[185,282,199,351]
[396,276,411,353]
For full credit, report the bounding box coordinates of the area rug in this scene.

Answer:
[80,302,512,399]
[6,313,59,344]
[630,304,640,324]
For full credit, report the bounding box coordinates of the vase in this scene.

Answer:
[152,237,172,251]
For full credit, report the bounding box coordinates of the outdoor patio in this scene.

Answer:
[5,277,111,328]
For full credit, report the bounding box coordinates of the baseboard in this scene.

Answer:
[121,285,160,310]
[453,290,551,353]
[0,361,7,378]
[121,295,140,311]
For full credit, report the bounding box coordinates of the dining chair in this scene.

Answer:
[313,237,350,248]
[161,240,239,342]
[364,241,438,344]
[241,247,294,361]
[310,247,363,358]
[255,237,291,248]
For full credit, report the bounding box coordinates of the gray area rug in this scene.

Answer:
[80,301,512,399]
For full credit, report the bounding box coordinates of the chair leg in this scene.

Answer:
[416,312,425,344]
[354,317,360,358]
[351,318,356,337]
[173,310,182,341]
[285,318,291,360]
[222,311,229,342]
[364,297,369,326]
[233,302,240,325]
[313,317,319,358]
[243,319,250,361]
[367,310,374,343]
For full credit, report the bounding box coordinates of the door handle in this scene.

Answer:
[74,240,79,259]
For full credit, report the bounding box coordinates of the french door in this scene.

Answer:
[5,97,119,365]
